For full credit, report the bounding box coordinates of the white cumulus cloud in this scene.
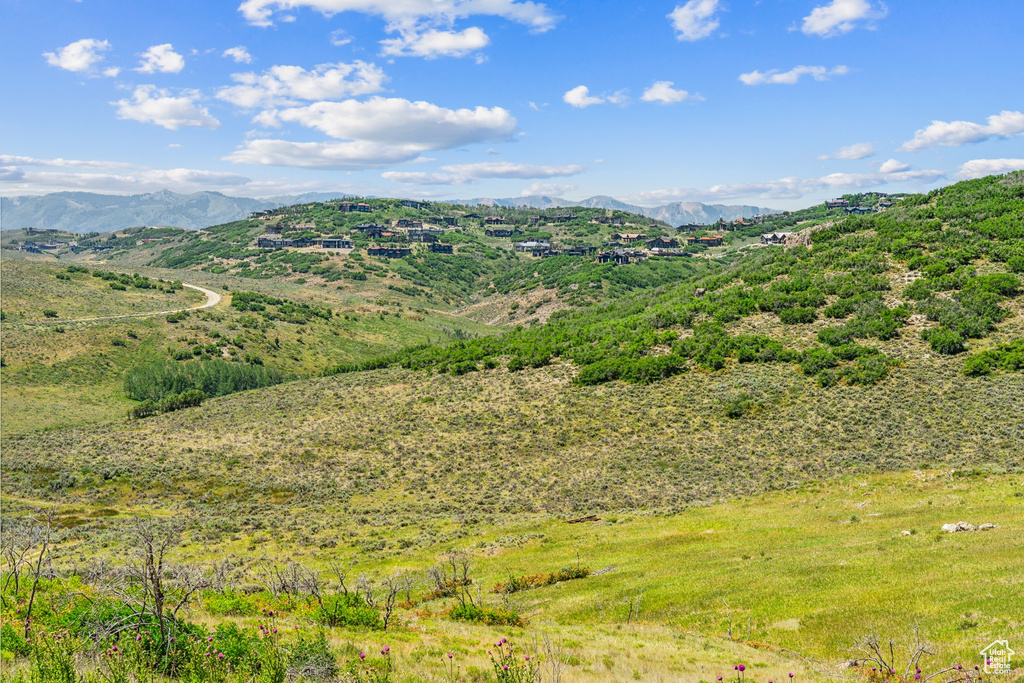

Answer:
[956,159,1024,179]
[217,61,386,108]
[818,142,875,160]
[0,155,136,169]
[237,0,559,33]
[739,65,848,86]
[668,0,720,41]
[223,46,253,63]
[136,44,185,74]
[899,110,1024,151]
[113,85,221,130]
[438,161,584,179]
[380,26,489,58]
[878,158,910,173]
[230,96,516,169]
[43,38,111,73]
[625,166,945,204]
[224,139,426,169]
[641,81,701,104]
[801,0,887,37]
[563,85,624,108]
[259,97,516,148]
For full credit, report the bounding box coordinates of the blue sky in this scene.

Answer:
[2,0,1023,208]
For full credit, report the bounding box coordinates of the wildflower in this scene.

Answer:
[740,665,746,672]
[503,665,509,671]
[170,638,175,643]
[206,653,211,658]
[789,675,794,679]
[136,635,142,641]
[448,653,453,659]
[112,646,118,652]
[915,675,921,680]
[218,653,225,660]
[525,656,530,661]
[208,637,214,642]
[359,653,366,660]
[273,628,278,634]
[384,646,390,653]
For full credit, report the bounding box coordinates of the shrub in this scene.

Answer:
[42,310,58,318]
[288,631,337,681]
[779,307,817,324]
[123,360,286,403]
[450,604,524,628]
[307,594,382,630]
[922,327,966,355]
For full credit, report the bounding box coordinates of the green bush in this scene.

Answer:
[779,307,817,324]
[922,327,966,355]
[450,604,524,627]
[124,360,286,403]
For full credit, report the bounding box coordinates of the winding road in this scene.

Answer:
[11,283,223,326]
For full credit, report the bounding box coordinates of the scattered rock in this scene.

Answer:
[695,288,706,297]
[900,530,912,536]
[941,521,994,533]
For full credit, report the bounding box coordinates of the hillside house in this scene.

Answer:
[533,247,563,258]
[92,245,113,252]
[258,236,294,248]
[367,245,411,258]
[295,222,316,230]
[429,216,459,226]
[352,223,387,238]
[550,214,578,223]
[485,228,518,238]
[19,242,41,253]
[528,216,540,225]
[844,206,875,215]
[355,202,372,212]
[760,232,792,245]
[878,200,895,209]
[401,199,425,209]
[321,237,353,249]
[266,223,284,234]
[395,219,423,229]
[338,202,355,212]
[564,245,598,257]
[646,237,679,249]
[675,223,705,232]
[826,199,850,209]
[484,216,505,226]
[685,235,724,247]
[428,243,453,254]
[611,232,647,243]
[597,250,630,265]
[514,240,550,252]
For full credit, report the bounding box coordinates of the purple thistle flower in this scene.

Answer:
[359,653,365,660]
[789,674,794,679]
[503,665,509,670]
[448,653,453,659]
[136,635,142,641]
[740,665,746,672]
[218,653,224,659]
[718,677,723,680]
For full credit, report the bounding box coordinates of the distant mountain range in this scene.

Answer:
[0,190,779,233]
[453,195,780,226]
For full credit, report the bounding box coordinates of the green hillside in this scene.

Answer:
[2,174,1022,682]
